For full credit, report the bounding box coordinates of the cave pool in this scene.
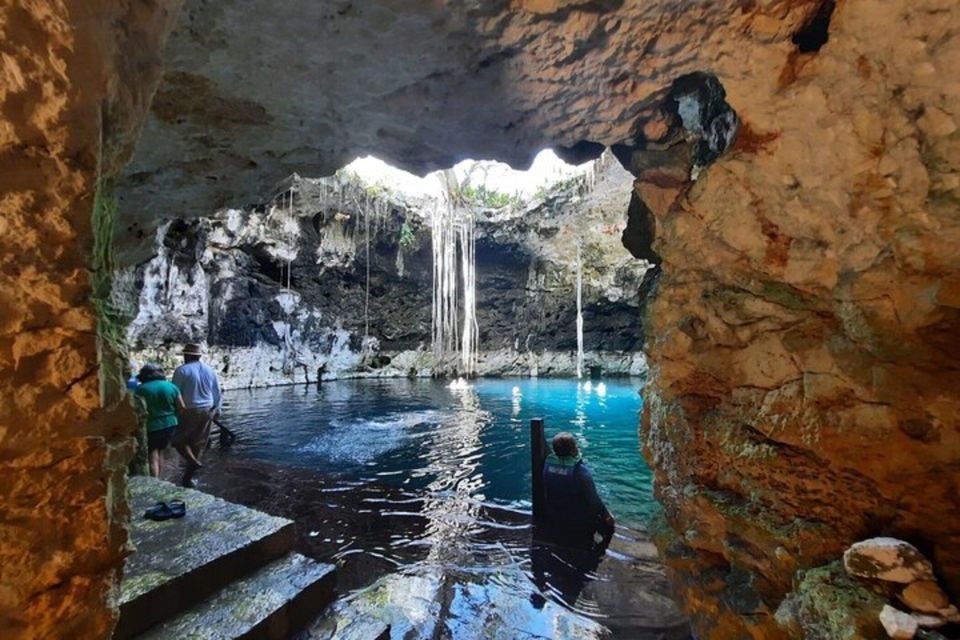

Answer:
[196,378,689,639]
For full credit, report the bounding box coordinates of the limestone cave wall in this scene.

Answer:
[119,156,650,387]
[0,2,182,638]
[628,3,960,638]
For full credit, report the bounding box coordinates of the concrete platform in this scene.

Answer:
[137,553,336,640]
[117,477,317,639]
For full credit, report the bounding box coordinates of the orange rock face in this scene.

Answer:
[0,2,181,638]
[638,1,960,636]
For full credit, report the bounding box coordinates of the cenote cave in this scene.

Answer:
[2,2,960,640]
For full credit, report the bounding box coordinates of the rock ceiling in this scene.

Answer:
[118,0,822,226]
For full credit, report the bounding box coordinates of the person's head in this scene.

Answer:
[137,363,166,383]
[552,432,580,458]
[182,343,203,363]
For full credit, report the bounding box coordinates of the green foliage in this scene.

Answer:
[398,221,417,250]
[533,175,588,202]
[365,182,390,199]
[459,184,523,209]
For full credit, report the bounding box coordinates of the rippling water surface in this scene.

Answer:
[197,378,687,639]
[223,378,655,524]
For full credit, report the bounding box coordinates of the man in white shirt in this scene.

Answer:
[171,343,222,487]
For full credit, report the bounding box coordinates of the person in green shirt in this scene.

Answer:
[134,364,185,478]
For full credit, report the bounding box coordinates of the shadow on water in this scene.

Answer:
[181,379,689,639]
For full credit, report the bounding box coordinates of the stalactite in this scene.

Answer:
[364,194,371,338]
[396,246,405,278]
[287,188,294,291]
[431,201,459,363]
[432,170,480,377]
[458,207,478,376]
[576,239,584,379]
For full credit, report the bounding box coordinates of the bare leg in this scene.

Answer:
[149,450,161,478]
[176,444,203,468]
[157,449,167,479]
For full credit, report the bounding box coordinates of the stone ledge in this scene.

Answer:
[117,477,297,639]
[136,552,336,640]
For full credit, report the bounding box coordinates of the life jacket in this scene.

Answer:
[542,453,603,531]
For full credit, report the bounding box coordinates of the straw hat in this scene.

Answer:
[182,343,204,356]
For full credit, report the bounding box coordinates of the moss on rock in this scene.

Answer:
[775,561,886,640]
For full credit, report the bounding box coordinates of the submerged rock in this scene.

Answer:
[843,538,935,584]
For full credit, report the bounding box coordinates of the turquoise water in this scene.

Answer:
[207,378,687,638]
[221,377,656,526]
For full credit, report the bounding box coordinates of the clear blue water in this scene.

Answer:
[220,377,656,526]
[202,378,686,638]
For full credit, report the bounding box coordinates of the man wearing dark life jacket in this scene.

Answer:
[541,431,615,547]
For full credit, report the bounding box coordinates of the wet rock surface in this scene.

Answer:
[119,476,338,639]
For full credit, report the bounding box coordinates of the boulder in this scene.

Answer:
[880,605,919,639]
[844,538,935,584]
[774,561,887,640]
[900,581,950,614]
[910,613,945,629]
[937,604,960,623]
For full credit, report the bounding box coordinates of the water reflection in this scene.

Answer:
[189,379,687,639]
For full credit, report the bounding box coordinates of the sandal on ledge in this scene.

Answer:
[143,500,187,521]
[167,500,186,518]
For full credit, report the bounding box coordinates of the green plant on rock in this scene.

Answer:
[365,182,390,199]
[460,184,523,209]
[398,221,417,250]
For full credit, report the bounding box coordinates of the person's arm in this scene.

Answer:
[211,369,222,414]
[175,390,186,414]
[577,464,614,529]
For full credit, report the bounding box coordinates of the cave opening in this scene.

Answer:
[251,252,285,285]
[113,142,676,635]
[105,64,750,639]
[792,0,837,53]
[8,3,960,640]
